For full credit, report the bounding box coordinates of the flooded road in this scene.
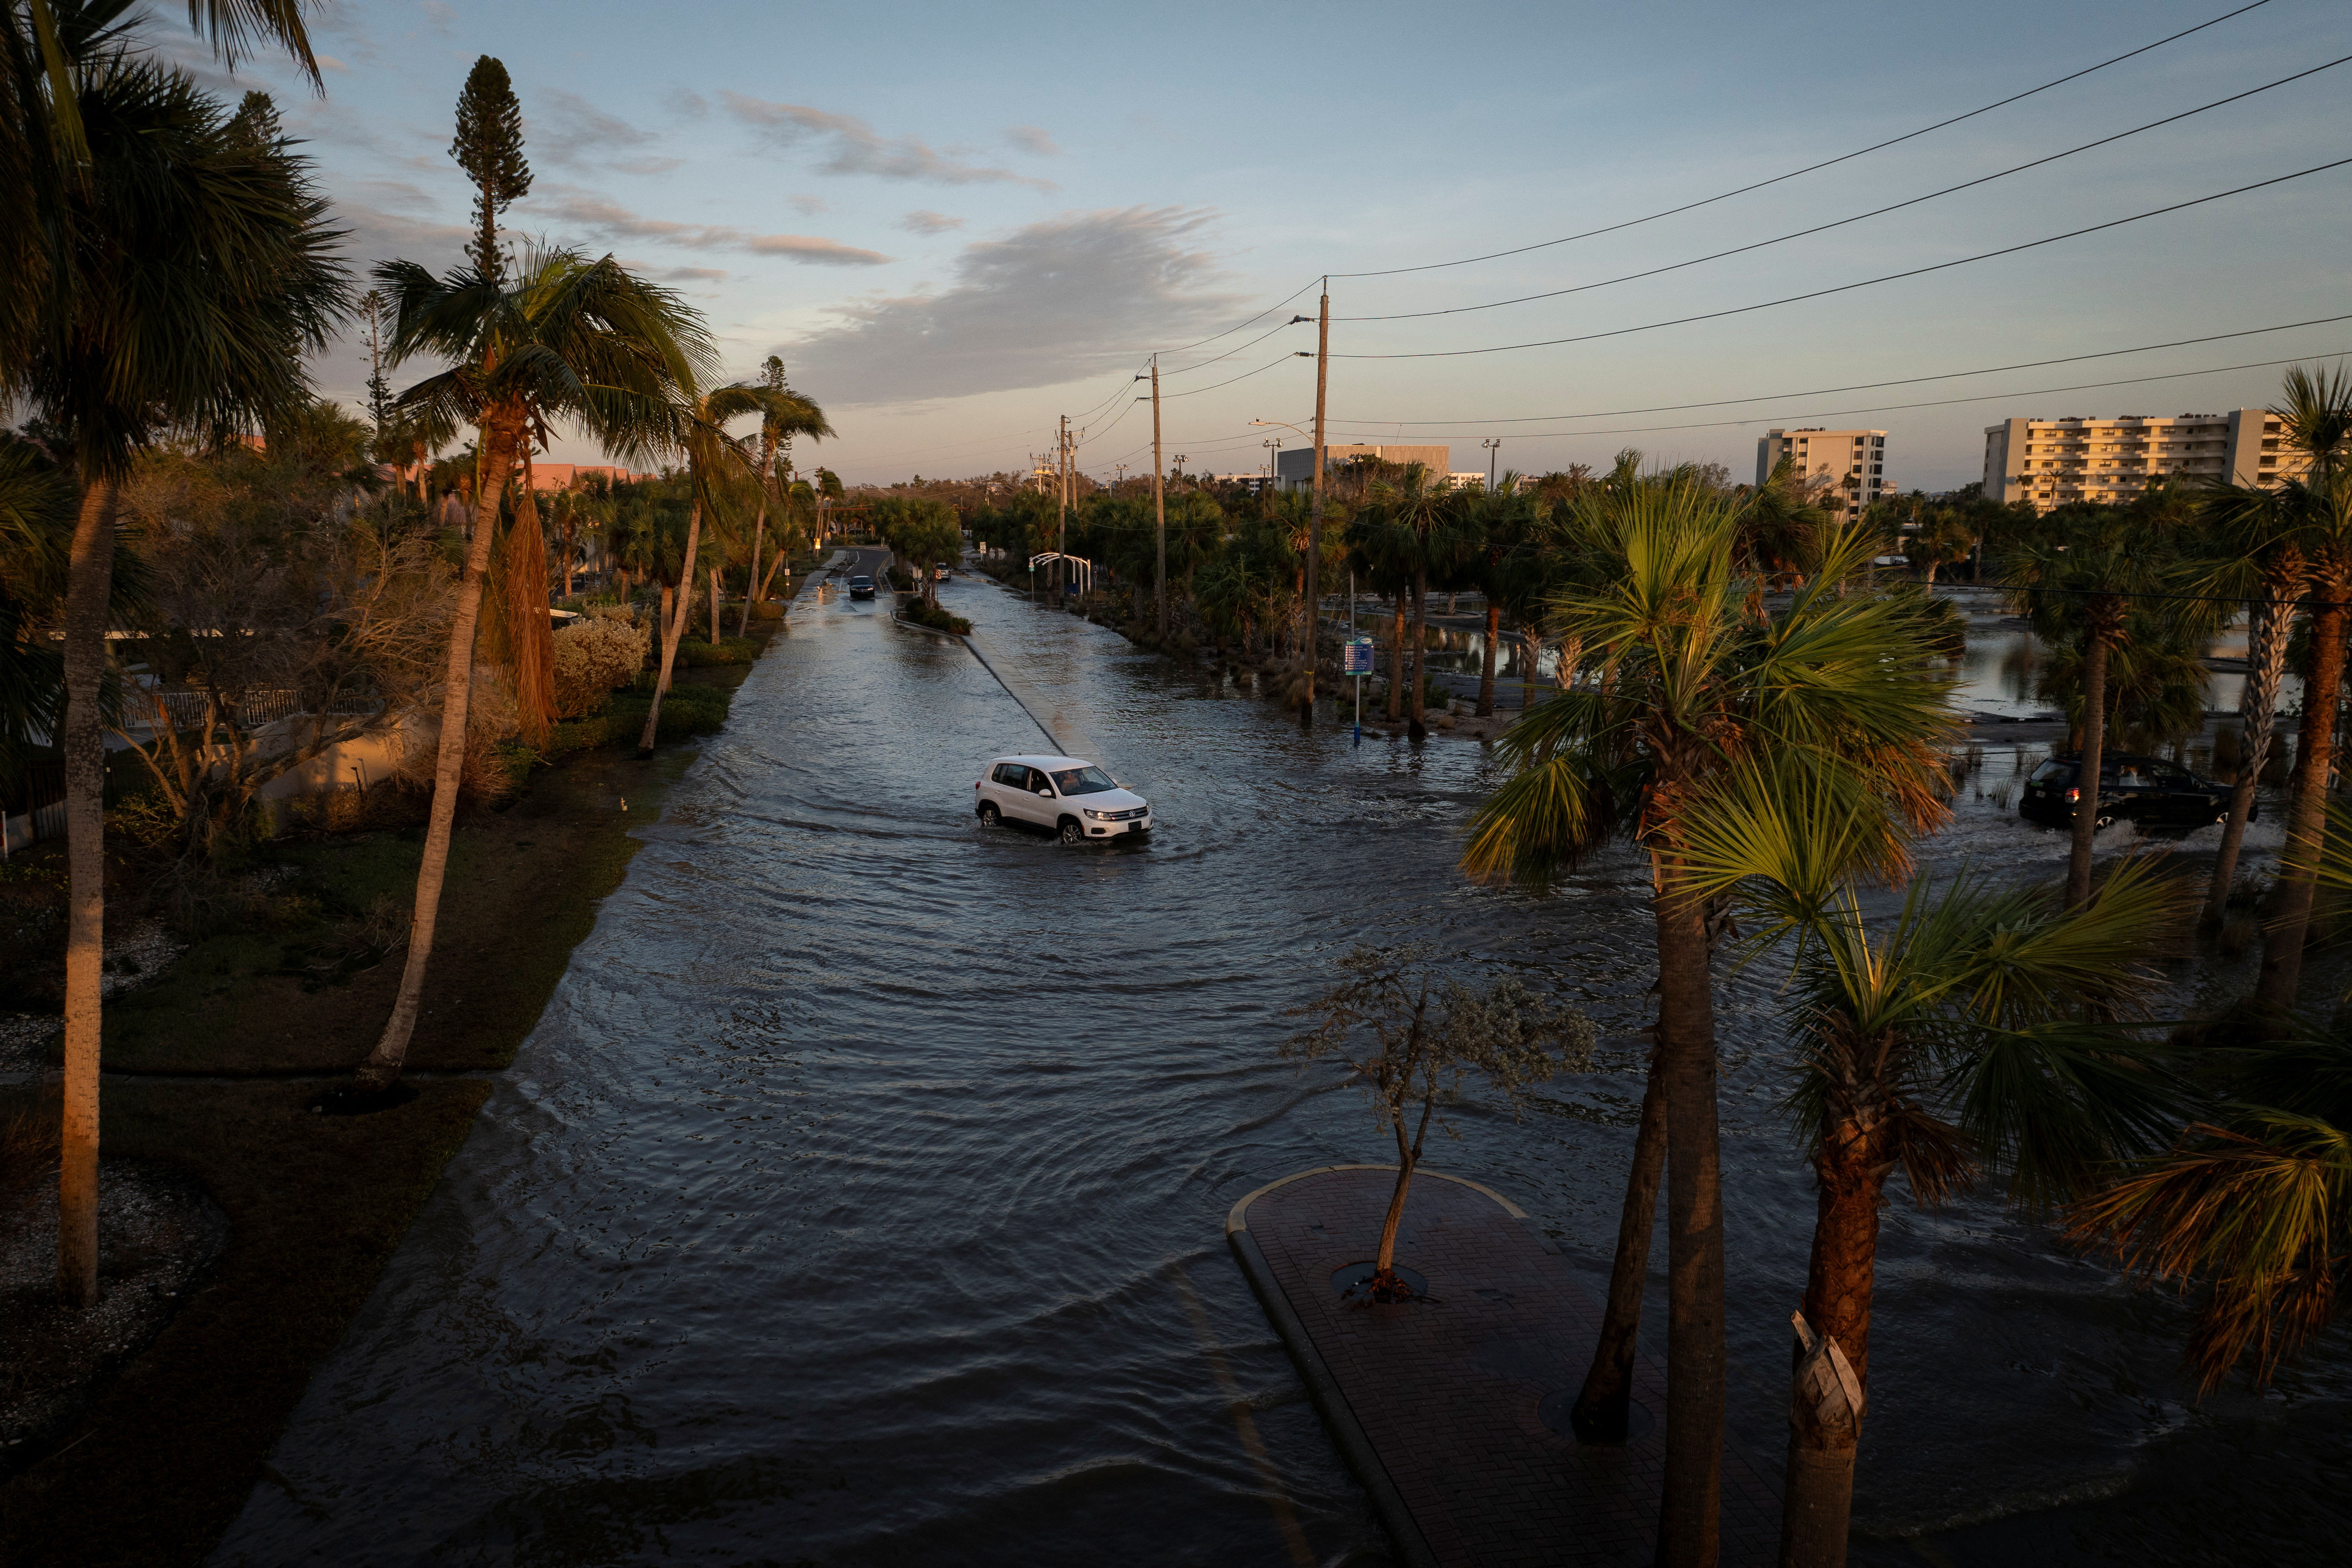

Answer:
[214,575,2350,1566]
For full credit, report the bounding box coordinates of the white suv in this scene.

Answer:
[975,754,1153,843]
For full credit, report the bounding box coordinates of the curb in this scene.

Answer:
[1226,1164,1500,1568]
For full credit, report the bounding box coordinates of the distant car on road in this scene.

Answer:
[975,754,1152,844]
[2019,750,2246,829]
[934,562,955,580]
[847,574,876,600]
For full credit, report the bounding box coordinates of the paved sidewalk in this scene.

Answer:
[1229,1165,1778,1568]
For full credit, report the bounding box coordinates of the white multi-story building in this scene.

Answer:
[1982,409,2309,513]
[1757,427,1889,519]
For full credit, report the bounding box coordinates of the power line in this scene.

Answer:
[1160,354,1310,399]
[1331,157,2352,360]
[1328,0,2275,281]
[1335,55,2352,324]
[1160,318,1303,376]
[1322,346,2350,443]
[1149,276,1323,356]
[1323,315,2352,426]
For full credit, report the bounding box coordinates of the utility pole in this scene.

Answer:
[1484,437,1501,492]
[1304,277,1329,726]
[1056,415,1069,594]
[1151,357,1167,636]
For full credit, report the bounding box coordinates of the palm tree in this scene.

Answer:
[360,244,711,1090]
[635,381,828,753]
[1462,480,1957,1563]
[6,43,344,1305]
[1464,475,1538,717]
[2188,494,2304,927]
[2070,1010,2352,1392]
[737,355,827,636]
[2245,367,2352,1010]
[2003,506,2177,908]
[1676,766,2191,1566]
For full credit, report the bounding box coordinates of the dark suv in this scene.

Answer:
[2018,751,2247,828]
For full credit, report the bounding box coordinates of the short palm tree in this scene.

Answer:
[1677,765,2192,1567]
[1463,476,1538,717]
[7,49,344,1306]
[1462,476,1957,1565]
[1365,465,1475,737]
[2003,506,2178,908]
[361,244,712,1089]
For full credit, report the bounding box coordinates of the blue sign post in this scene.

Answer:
[1342,637,1375,744]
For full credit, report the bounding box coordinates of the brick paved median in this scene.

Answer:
[1229,1164,1778,1568]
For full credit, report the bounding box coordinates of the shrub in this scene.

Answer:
[552,616,652,718]
[751,600,784,621]
[898,599,971,635]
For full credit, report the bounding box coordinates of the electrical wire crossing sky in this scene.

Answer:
[213,0,2350,491]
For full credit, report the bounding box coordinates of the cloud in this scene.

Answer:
[533,90,685,177]
[419,1,454,33]
[330,201,472,278]
[1005,124,1059,156]
[791,195,828,215]
[664,87,708,120]
[786,206,1246,404]
[524,189,891,267]
[720,93,1056,190]
[899,210,964,235]
[316,53,350,73]
[619,260,731,283]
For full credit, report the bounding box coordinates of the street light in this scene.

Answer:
[1482,437,1501,492]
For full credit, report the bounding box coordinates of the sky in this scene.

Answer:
[168,0,2352,491]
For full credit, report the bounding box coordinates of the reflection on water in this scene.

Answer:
[213,580,2348,1568]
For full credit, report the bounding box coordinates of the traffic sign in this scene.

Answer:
[1342,637,1375,675]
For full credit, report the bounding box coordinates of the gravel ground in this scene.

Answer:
[0,1159,229,1475]
[0,918,190,1078]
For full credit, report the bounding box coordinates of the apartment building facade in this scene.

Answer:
[1756,427,1889,518]
[1981,409,2306,512]
[1274,443,1449,491]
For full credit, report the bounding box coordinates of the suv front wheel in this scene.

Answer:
[978,802,1001,827]
[1059,818,1083,845]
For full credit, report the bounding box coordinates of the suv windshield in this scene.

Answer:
[848,575,872,585]
[1050,765,1118,795]
[2029,760,2073,784]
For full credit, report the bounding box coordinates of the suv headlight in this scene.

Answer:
[1084,808,1114,820]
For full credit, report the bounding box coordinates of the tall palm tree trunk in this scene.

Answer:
[1387,596,1406,721]
[708,564,720,646]
[1520,627,1546,708]
[2206,586,2293,925]
[2066,624,2114,910]
[639,504,704,756]
[360,425,518,1089]
[2259,573,2350,1009]
[1572,1045,1668,1440]
[1778,1106,1889,1568]
[56,475,119,1306]
[1653,853,1726,1567]
[740,508,763,637]
[1476,600,1500,717]
[1408,571,1429,738]
[654,585,673,689]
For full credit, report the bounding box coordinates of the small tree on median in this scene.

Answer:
[1284,946,1594,1301]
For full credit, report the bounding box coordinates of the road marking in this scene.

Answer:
[1171,1264,1317,1568]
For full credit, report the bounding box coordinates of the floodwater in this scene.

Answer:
[1353,589,2298,729]
[213,574,2350,1566]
